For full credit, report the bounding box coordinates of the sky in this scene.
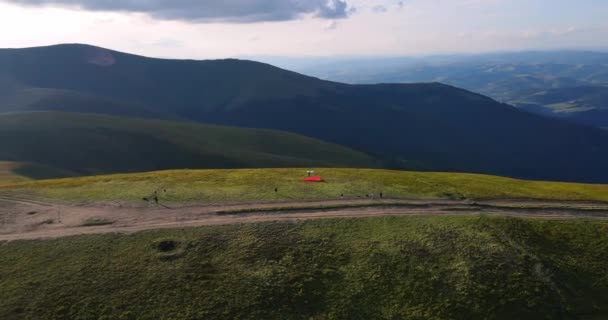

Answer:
[1,0,608,59]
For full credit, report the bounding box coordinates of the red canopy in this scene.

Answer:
[301,176,324,182]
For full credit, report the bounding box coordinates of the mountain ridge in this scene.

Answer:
[2,44,608,182]
[269,51,608,127]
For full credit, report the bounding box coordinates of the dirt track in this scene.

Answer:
[1,196,608,241]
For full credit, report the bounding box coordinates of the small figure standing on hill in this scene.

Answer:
[143,188,163,205]
[380,192,383,199]
[274,187,278,193]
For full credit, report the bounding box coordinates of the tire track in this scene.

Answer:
[1,198,608,241]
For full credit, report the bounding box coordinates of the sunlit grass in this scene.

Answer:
[0,161,30,184]
[2,168,608,203]
[1,216,607,319]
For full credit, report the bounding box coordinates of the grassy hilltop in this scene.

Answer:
[3,168,608,204]
[1,216,607,319]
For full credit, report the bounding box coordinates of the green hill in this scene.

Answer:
[3,44,608,182]
[1,216,607,319]
[0,112,377,177]
[4,168,608,204]
[0,161,75,183]
[0,85,175,119]
[0,162,30,183]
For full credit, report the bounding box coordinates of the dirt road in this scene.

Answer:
[1,197,608,241]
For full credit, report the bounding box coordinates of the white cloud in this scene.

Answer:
[3,0,353,22]
[0,0,607,58]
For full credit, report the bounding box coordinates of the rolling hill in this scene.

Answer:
[0,162,33,183]
[516,86,608,127]
[0,112,377,177]
[4,168,608,204]
[3,45,608,182]
[0,161,75,183]
[0,84,175,120]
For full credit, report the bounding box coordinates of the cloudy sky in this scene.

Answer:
[1,0,607,58]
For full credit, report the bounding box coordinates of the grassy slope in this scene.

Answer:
[0,161,74,183]
[3,168,608,203]
[0,86,174,119]
[0,162,29,184]
[0,112,376,176]
[1,216,607,319]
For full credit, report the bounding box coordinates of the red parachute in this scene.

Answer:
[300,176,324,182]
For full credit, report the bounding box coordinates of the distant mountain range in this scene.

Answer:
[2,44,608,182]
[262,51,608,128]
